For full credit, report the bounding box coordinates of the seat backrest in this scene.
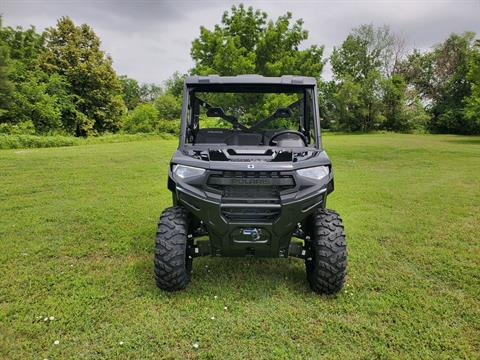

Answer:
[194,128,232,144]
[226,132,262,146]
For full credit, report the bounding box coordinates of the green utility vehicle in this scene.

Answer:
[154,75,346,294]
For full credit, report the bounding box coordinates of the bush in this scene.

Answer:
[0,120,36,135]
[200,116,225,128]
[156,119,180,135]
[6,76,64,134]
[401,101,430,132]
[85,133,175,144]
[0,133,175,150]
[0,134,77,149]
[122,102,181,135]
[122,103,159,133]
[154,93,182,120]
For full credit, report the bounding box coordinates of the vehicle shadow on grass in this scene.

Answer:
[129,255,323,301]
[127,230,339,300]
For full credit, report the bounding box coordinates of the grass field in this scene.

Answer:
[0,133,479,359]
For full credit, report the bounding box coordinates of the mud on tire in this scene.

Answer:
[306,208,347,294]
[154,206,192,291]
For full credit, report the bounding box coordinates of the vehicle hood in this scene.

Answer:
[171,147,331,171]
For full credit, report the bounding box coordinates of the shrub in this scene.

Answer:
[154,93,182,120]
[401,101,430,132]
[122,103,159,133]
[0,133,174,149]
[0,134,77,149]
[0,120,36,135]
[156,119,180,135]
[200,116,225,128]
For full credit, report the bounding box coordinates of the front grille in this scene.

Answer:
[221,206,280,223]
[223,186,278,203]
[208,171,295,191]
[207,171,295,223]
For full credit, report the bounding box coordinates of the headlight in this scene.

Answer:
[296,166,330,180]
[173,164,205,179]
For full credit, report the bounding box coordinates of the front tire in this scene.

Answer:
[154,206,192,291]
[306,208,347,294]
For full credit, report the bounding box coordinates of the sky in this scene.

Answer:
[2,0,479,84]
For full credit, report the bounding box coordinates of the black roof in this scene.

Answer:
[185,75,317,86]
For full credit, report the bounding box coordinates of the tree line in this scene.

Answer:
[0,4,479,136]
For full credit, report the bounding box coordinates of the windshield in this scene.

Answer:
[184,85,317,147]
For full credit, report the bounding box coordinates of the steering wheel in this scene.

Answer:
[268,130,308,146]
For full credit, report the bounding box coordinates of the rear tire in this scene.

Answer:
[306,208,347,294]
[154,206,192,291]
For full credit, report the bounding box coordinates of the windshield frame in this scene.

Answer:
[179,83,322,150]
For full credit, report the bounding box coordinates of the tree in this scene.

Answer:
[0,42,13,117]
[317,80,337,129]
[40,17,125,135]
[331,25,398,81]
[0,21,45,70]
[0,22,75,134]
[463,40,480,131]
[164,71,186,98]
[118,75,140,110]
[328,24,428,132]
[190,5,324,127]
[330,25,401,131]
[9,74,63,132]
[0,20,43,121]
[191,4,324,78]
[382,74,406,131]
[381,74,428,132]
[139,83,162,103]
[401,32,479,134]
[331,78,362,131]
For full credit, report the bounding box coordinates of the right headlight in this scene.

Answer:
[173,164,205,179]
[296,166,330,180]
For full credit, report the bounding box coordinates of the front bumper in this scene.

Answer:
[170,169,332,258]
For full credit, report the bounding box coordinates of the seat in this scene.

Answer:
[194,128,233,144]
[225,132,263,146]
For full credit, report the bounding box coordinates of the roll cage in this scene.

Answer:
[179,75,322,149]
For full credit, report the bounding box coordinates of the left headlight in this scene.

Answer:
[296,166,330,180]
[173,164,206,179]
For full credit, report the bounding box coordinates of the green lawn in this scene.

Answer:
[0,134,479,359]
